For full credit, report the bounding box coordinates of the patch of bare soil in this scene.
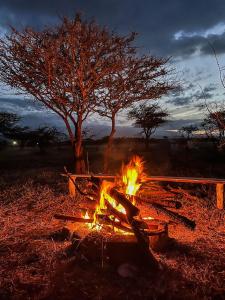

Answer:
[0,171,224,300]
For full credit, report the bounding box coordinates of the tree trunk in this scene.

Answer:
[74,118,86,173]
[104,114,116,173]
[145,137,150,149]
[144,131,151,150]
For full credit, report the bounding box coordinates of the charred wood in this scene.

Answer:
[147,203,196,230]
[108,188,139,218]
[136,196,182,209]
[128,216,158,269]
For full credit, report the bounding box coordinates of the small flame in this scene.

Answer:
[84,211,90,219]
[84,210,92,229]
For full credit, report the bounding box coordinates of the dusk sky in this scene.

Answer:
[1,0,225,138]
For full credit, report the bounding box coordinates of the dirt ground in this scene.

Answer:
[0,163,224,300]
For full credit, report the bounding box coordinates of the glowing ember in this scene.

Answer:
[143,216,154,220]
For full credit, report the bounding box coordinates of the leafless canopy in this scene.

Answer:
[0,15,139,171]
[96,54,174,120]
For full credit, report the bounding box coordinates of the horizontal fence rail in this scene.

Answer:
[62,174,224,210]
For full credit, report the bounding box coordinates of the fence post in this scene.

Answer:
[68,176,76,196]
[216,183,224,209]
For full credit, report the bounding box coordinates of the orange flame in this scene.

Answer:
[99,180,126,214]
[122,155,145,198]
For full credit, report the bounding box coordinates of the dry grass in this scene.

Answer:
[0,170,224,300]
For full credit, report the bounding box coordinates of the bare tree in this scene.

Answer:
[202,105,225,148]
[0,15,136,172]
[128,103,168,149]
[202,44,225,148]
[96,53,174,171]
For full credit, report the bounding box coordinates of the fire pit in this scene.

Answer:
[55,156,196,268]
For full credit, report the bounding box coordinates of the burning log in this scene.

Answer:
[146,203,196,230]
[104,200,128,224]
[108,188,139,218]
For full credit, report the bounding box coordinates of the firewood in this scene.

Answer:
[108,188,139,218]
[54,213,133,233]
[154,200,182,209]
[97,215,133,233]
[136,196,182,209]
[127,216,158,269]
[146,203,196,230]
[105,188,159,267]
[104,200,129,224]
[161,200,182,209]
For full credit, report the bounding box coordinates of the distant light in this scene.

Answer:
[36,142,39,145]
[12,140,18,145]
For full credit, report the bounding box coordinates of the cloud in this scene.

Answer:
[0,97,44,113]
[168,96,193,106]
[166,82,218,106]
[165,118,202,130]
[202,83,217,93]
[0,0,225,58]
[169,31,225,58]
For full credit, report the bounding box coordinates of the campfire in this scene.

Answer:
[83,156,151,233]
[55,156,196,268]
